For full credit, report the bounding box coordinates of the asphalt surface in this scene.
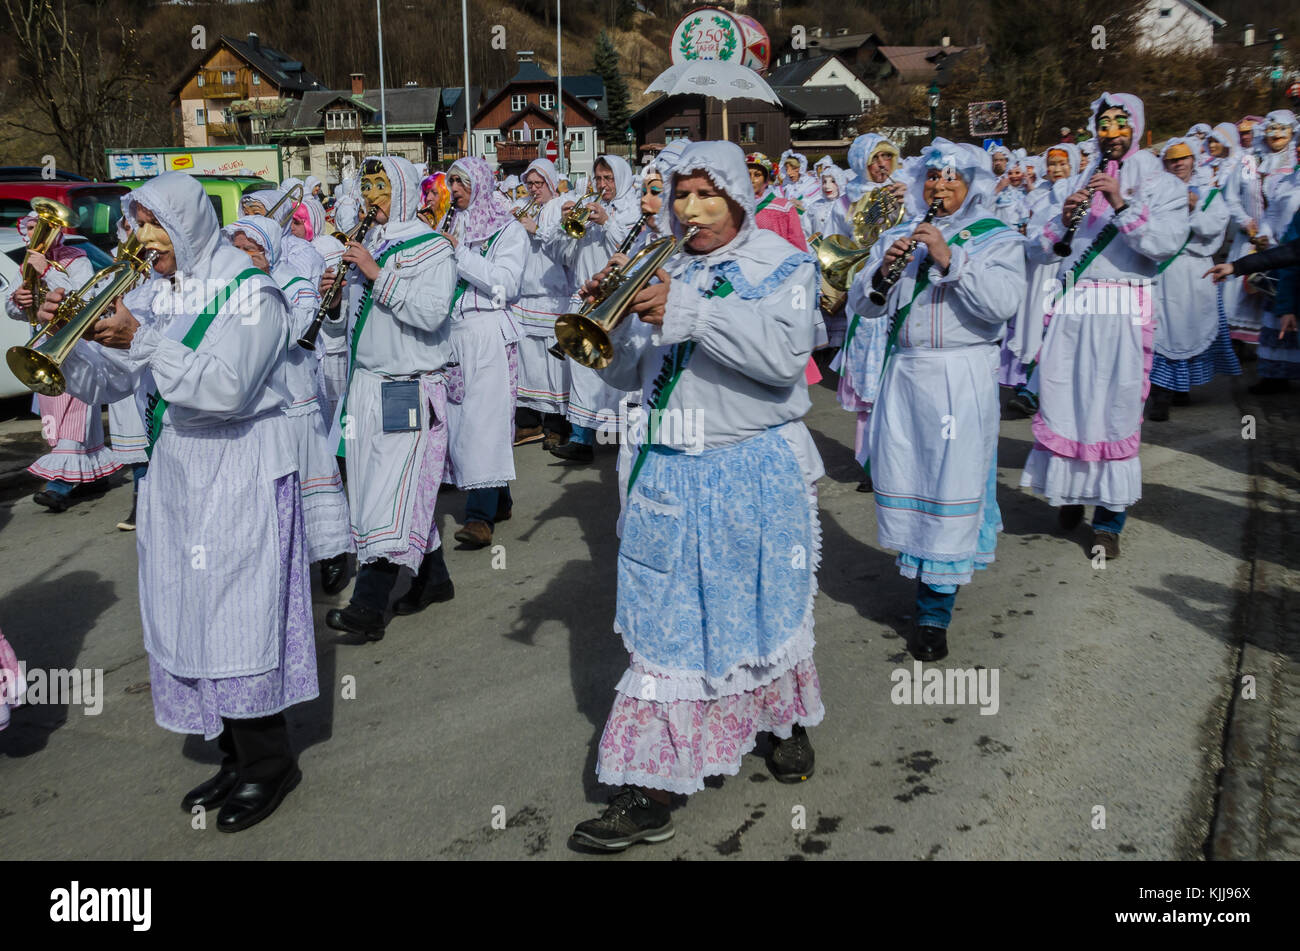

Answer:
[0,368,1279,860]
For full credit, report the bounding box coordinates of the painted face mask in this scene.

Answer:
[867,147,897,183]
[361,160,393,217]
[241,198,268,216]
[922,159,967,216]
[674,190,731,229]
[1265,123,1293,152]
[1096,107,1133,158]
[134,220,173,255]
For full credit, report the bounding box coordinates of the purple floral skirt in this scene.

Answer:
[149,474,319,740]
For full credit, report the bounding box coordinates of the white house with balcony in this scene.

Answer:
[1137,0,1226,53]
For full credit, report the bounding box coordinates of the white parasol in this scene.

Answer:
[643,60,781,142]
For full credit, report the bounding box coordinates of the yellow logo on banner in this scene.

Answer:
[169,154,195,170]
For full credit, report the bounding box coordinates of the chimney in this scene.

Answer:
[350,72,364,96]
[1243,24,1255,47]
[517,50,535,63]
[248,32,259,51]
[941,34,951,48]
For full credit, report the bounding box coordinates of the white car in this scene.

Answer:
[0,230,115,399]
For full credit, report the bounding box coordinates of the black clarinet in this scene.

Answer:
[868,197,944,306]
[1053,159,1121,257]
[549,212,652,360]
[297,206,379,351]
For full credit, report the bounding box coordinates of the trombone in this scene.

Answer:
[561,182,600,238]
[553,226,700,369]
[6,233,159,396]
[243,183,304,226]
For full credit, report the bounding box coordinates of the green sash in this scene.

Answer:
[336,231,446,456]
[1156,187,1219,275]
[144,267,263,458]
[625,275,734,493]
[756,192,776,213]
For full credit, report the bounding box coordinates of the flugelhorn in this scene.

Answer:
[548,212,652,360]
[553,226,700,369]
[868,197,944,306]
[297,206,380,351]
[6,234,159,396]
[561,182,600,238]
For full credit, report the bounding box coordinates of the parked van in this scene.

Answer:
[0,181,130,253]
[113,175,276,226]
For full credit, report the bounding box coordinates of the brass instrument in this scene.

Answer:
[244,183,304,225]
[868,197,945,306]
[852,185,905,248]
[561,182,600,238]
[512,197,541,221]
[553,226,700,369]
[7,233,159,396]
[297,206,380,351]
[548,212,652,360]
[810,233,875,295]
[20,197,77,328]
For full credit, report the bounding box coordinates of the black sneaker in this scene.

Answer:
[33,490,71,513]
[768,724,815,783]
[570,786,675,852]
[392,578,454,616]
[325,603,386,641]
[911,625,949,662]
[549,440,594,463]
[1006,389,1038,418]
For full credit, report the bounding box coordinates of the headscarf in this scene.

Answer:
[1159,136,1197,160]
[1044,142,1082,179]
[900,137,998,223]
[523,157,560,195]
[1082,91,1156,224]
[597,153,639,218]
[304,175,323,198]
[222,214,282,272]
[779,150,809,182]
[655,138,692,179]
[989,144,1013,166]
[500,174,520,197]
[365,154,426,244]
[128,171,225,279]
[845,133,901,201]
[657,140,813,294]
[1186,123,1212,140]
[1259,109,1298,174]
[16,211,86,266]
[813,155,833,173]
[241,189,295,230]
[448,155,516,245]
[1208,121,1240,158]
[818,164,847,199]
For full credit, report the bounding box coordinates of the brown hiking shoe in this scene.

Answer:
[454,520,493,548]
[1092,529,1120,559]
[513,425,544,446]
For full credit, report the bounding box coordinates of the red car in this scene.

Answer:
[0,181,130,253]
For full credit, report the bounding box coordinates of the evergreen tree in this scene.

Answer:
[592,31,631,139]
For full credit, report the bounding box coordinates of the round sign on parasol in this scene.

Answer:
[644,59,781,142]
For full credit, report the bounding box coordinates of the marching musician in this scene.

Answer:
[1147,138,1238,420]
[745,152,807,250]
[569,140,824,852]
[1019,92,1188,561]
[542,154,643,463]
[441,156,526,550]
[5,212,122,513]
[849,139,1025,663]
[831,133,905,239]
[509,157,572,451]
[43,171,314,832]
[322,155,459,641]
[225,215,353,594]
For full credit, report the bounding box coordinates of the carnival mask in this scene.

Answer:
[361,161,393,218]
[1265,122,1293,152]
[241,198,268,217]
[922,163,968,217]
[867,147,898,184]
[784,160,800,181]
[134,221,173,255]
[1096,107,1133,159]
[1163,143,1195,182]
[821,174,839,198]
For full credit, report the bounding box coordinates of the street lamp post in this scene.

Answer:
[928,82,940,139]
[625,124,635,162]
[1271,29,1285,109]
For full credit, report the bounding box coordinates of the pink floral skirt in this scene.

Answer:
[595,657,824,795]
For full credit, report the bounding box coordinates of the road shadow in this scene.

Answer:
[1135,573,1297,662]
[0,569,116,757]
[503,448,625,805]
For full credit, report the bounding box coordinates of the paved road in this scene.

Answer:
[0,370,1285,860]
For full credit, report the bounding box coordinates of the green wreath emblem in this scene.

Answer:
[679,17,702,58]
[714,15,738,60]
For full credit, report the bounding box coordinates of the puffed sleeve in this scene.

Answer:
[597,314,654,393]
[1113,172,1189,262]
[126,283,286,414]
[59,340,144,406]
[1188,191,1230,256]
[928,228,1027,326]
[370,238,457,333]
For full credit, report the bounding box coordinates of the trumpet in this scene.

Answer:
[1054,184,1095,257]
[6,233,159,396]
[561,183,600,238]
[512,197,541,221]
[553,226,700,369]
[296,205,380,351]
[20,197,76,329]
[868,197,944,306]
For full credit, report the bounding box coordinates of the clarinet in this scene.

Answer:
[297,206,379,351]
[548,212,652,360]
[868,197,944,306]
[1053,185,1096,257]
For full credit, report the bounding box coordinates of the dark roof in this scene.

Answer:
[629,93,796,123]
[168,34,323,97]
[808,31,876,52]
[272,87,443,132]
[491,64,607,119]
[765,57,831,86]
[773,85,861,118]
[510,61,552,83]
[472,80,602,129]
[442,86,484,134]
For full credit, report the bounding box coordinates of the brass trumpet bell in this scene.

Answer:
[810,232,875,293]
[554,227,700,369]
[7,234,158,396]
[512,197,541,220]
[561,186,599,239]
